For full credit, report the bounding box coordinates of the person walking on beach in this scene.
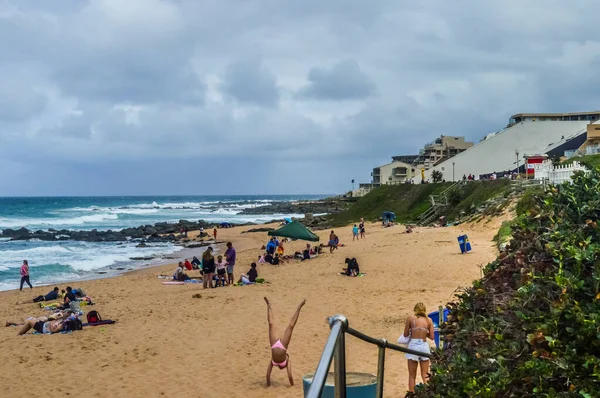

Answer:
[400,302,435,393]
[202,247,216,289]
[359,219,366,239]
[213,228,217,240]
[225,241,236,286]
[352,224,359,241]
[264,297,306,387]
[19,260,33,291]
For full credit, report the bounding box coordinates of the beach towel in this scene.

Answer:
[82,320,117,327]
[234,278,268,286]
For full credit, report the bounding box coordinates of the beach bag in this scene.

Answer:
[397,333,411,345]
[87,310,102,324]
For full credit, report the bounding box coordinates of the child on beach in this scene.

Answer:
[265,297,306,386]
[215,255,228,287]
[352,224,359,241]
[258,254,266,264]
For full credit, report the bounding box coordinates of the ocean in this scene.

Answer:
[0,195,324,291]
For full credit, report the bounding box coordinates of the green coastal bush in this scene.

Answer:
[413,169,600,398]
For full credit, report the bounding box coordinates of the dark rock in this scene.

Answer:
[242,227,275,234]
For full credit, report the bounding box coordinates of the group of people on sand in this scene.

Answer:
[351,219,366,241]
[173,242,260,286]
[173,242,240,287]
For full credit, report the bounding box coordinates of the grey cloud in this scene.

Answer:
[297,59,376,101]
[3,0,600,194]
[220,59,280,107]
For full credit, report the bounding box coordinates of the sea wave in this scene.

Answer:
[0,213,119,229]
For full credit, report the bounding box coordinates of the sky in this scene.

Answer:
[1,0,600,196]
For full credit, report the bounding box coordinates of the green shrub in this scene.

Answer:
[413,169,600,397]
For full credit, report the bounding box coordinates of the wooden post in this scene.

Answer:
[438,305,444,350]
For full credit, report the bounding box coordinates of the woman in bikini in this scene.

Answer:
[264,297,306,386]
[401,302,435,392]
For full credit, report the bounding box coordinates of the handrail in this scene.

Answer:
[306,315,433,398]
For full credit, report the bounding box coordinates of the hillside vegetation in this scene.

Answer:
[413,168,600,397]
[327,180,512,227]
[563,154,600,169]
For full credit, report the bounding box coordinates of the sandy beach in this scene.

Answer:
[0,221,498,397]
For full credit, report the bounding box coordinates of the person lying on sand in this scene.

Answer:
[6,311,82,335]
[16,287,60,305]
[264,297,306,386]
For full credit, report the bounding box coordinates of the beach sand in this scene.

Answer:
[0,221,498,397]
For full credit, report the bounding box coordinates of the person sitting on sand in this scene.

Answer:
[276,242,284,256]
[215,255,228,287]
[342,258,360,276]
[272,254,280,265]
[238,263,258,284]
[328,231,339,253]
[6,311,83,335]
[191,256,201,270]
[400,302,435,393]
[265,252,274,264]
[183,258,193,271]
[258,254,266,264]
[405,225,413,234]
[264,297,306,386]
[173,262,190,282]
[202,247,216,289]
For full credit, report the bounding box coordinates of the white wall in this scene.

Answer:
[415,121,589,182]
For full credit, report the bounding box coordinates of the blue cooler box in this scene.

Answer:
[457,234,472,254]
[428,308,450,348]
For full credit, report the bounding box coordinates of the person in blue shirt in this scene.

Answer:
[352,225,359,241]
[266,238,277,255]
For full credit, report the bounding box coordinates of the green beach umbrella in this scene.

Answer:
[268,221,320,242]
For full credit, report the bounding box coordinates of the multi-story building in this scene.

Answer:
[366,159,416,187]
[411,136,474,170]
[510,111,600,125]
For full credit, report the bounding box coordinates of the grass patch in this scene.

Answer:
[562,154,600,169]
[327,180,512,227]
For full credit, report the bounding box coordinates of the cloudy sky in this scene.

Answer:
[1,0,599,196]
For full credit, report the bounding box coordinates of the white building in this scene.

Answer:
[414,119,591,183]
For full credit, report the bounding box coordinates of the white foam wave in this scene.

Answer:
[0,213,119,229]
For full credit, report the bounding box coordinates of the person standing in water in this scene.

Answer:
[265,297,306,387]
[19,260,33,291]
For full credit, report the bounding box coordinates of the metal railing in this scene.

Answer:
[306,315,433,398]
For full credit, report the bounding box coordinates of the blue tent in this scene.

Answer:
[284,217,293,224]
[382,211,396,221]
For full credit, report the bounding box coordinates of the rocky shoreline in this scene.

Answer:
[239,198,351,215]
[0,220,236,243]
[0,198,350,242]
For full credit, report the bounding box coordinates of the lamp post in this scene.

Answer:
[452,162,455,182]
[515,150,520,179]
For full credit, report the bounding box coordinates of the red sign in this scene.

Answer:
[525,155,547,176]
